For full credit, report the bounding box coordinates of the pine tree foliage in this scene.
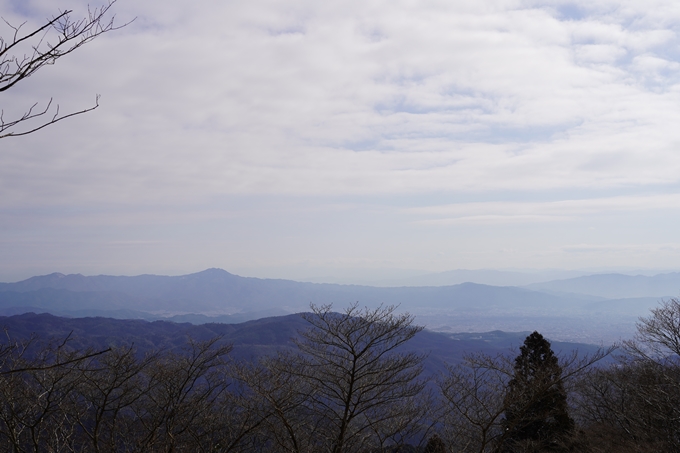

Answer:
[423,434,447,453]
[500,332,573,452]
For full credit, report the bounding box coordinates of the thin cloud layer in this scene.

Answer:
[410,194,680,225]
[1,0,680,278]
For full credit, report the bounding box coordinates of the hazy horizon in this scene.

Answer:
[2,265,679,287]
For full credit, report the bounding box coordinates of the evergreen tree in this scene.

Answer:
[500,332,573,452]
[423,434,446,453]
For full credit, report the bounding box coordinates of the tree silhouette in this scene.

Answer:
[0,1,127,138]
[500,331,573,452]
[243,303,427,453]
[423,434,446,453]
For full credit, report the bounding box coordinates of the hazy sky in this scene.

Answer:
[2,0,680,282]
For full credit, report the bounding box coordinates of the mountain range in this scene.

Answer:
[0,312,611,376]
[1,268,677,344]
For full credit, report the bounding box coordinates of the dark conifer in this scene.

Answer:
[500,331,573,452]
[423,434,446,453]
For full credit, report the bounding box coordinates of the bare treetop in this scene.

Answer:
[0,0,129,138]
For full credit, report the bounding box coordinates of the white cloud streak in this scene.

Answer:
[409,193,680,225]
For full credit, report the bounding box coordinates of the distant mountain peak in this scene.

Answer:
[199,268,232,275]
[183,268,235,280]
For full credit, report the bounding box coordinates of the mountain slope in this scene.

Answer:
[527,273,680,298]
[0,268,586,316]
[0,312,608,374]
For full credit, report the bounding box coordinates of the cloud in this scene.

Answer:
[3,0,680,276]
[562,243,680,254]
[407,193,680,225]
[2,0,680,205]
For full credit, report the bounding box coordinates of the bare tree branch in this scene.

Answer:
[0,346,111,375]
[0,1,131,139]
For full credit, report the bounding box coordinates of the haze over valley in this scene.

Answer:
[2,267,676,344]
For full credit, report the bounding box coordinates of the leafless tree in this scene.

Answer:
[0,332,106,452]
[624,298,680,360]
[68,345,156,453]
[130,337,233,452]
[233,351,320,453]
[294,303,427,453]
[0,329,281,452]
[0,0,127,139]
[365,391,434,452]
[236,304,428,453]
[438,353,510,453]
[574,299,680,452]
[574,362,680,453]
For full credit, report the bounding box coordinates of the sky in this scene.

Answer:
[2,0,680,283]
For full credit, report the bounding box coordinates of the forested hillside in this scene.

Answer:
[0,311,605,372]
[1,302,677,452]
